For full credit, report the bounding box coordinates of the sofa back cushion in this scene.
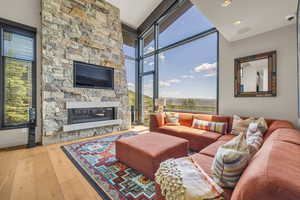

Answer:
[178,113,194,127]
[231,129,300,200]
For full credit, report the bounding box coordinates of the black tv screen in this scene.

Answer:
[74,61,114,89]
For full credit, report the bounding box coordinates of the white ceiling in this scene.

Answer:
[191,0,298,41]
[106,0,163,29]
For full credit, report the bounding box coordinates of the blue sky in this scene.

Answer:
[125,6,217,99]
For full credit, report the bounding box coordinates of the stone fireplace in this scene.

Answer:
[41,0,130,144]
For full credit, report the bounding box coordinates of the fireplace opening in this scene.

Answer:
[68,107,116,125]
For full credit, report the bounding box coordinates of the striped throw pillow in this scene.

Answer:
[192,119,228,134]
[212,132,251,188]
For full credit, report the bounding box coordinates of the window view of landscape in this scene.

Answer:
[3,31,34,126]
[159,33,217,114]
[124,45,136,123]
[143,75,154,125]
[124,5,217,126]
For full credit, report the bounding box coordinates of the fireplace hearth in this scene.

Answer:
[62,101,122,132]
[68,107,116,125]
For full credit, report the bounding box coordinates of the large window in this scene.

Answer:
[142,75,154,125]
[159,6,214,48]
[124,44,136,123]
[0,23,36,128]
[159,33,218,113]
[138,1,218,122]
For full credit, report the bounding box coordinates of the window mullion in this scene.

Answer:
[153,23,159,109]
[0,27,3,128]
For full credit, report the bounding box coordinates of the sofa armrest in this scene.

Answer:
[264,120,294,139]
[150,113,165,132]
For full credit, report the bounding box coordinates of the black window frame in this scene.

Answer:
[0,18,37,130]
[136,0,219,123]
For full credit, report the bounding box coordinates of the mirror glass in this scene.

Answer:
[240,58,269,92]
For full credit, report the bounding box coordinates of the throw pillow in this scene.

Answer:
[212,132,251,188]
[192,119,228,134]
[255,117,268,133]
[231,115,255,136]
[246,122,264,155]
[165,112,180,126]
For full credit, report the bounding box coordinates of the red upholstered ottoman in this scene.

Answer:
[116,132,189,179]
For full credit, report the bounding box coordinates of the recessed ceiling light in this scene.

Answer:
[233,20,242,25]
[222,0,232,7]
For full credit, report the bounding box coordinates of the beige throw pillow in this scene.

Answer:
[231,115,255,136]
[165,112,180,126]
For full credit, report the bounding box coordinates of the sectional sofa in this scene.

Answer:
[150,112,300,200]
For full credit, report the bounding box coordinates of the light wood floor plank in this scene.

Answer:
[47,145,102,200]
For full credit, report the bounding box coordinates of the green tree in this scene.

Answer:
[4,58,31,124]
[182,98,196,110]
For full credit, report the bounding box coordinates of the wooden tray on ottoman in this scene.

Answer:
[116,132,189,179]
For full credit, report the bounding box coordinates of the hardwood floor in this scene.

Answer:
[0,127,148,200]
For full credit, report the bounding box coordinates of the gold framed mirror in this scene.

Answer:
[234,51,277,97]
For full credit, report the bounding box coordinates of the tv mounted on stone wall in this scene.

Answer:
[73,61,114,89]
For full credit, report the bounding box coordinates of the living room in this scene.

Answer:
[0,0,299,199]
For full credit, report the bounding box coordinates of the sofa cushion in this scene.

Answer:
[231,130,300,200]
[178,113,194,127]
[157,126,222,151]
[218,134,236,142]
[200,140,227,157]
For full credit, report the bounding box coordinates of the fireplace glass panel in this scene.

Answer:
[68,107,116,124]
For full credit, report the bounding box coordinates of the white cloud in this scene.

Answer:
[194,63,217,72]
[194,63,217,77]
[181,75,195,79]
[159,81,171,87]
[159,79,181,87]
[204,72,216,77]
[146,46,154,54]
[159,53,165,61]
[168,79,181,83]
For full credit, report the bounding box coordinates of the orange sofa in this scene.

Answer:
[150,113,300,200]
[150,113,293,151]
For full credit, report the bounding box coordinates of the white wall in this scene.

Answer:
[219,24,298,126]
[0,0,42,148]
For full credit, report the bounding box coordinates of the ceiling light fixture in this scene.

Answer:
[222,0,232,7]
[233,20,242,25]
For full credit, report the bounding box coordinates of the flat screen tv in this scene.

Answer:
[74,61,114,89]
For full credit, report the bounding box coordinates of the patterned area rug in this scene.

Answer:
[61,132,156,200]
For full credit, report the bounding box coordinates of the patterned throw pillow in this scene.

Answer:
[231,115,255,136]
[192,119,228,134]
[246,122,264,155]
[246,118,267,155]
[165,112,180,126]
[212,132,251,188]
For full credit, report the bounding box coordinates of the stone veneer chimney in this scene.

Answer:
[41,0,130,144]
